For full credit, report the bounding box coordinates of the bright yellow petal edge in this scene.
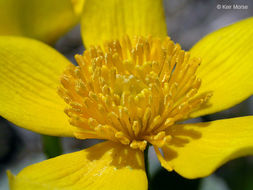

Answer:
[8,141,147,190]
[190,17,253,118]
[0,36,74,137]
[155,116,253,179]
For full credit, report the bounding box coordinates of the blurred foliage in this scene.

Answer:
[217,158,253,190]
[0,118,22,171]
[199,175,229,190]
[42,135,63,159]
[150,168,200,190]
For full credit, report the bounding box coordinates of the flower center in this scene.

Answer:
[58,36,212,151]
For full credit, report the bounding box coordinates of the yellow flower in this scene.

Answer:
[0,0,253,189]
[0,0,84,44]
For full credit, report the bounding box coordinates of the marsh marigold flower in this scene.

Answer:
[0,0,253,189]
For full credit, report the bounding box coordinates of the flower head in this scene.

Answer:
[58,36,212,152]
[0,0,253,189]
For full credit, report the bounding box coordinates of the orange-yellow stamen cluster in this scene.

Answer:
[58,36,212,151]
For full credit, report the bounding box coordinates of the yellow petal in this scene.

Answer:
[71,0,86,15]
[8,141,147,190]
[190,17,253,118]
[158,116,253,179]
[0,36,73,137]
[81,0,167,47]
[0,0,84,44]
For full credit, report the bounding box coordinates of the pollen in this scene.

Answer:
[58,36,212,151]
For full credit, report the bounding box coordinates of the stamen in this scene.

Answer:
[58,35,212,151]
